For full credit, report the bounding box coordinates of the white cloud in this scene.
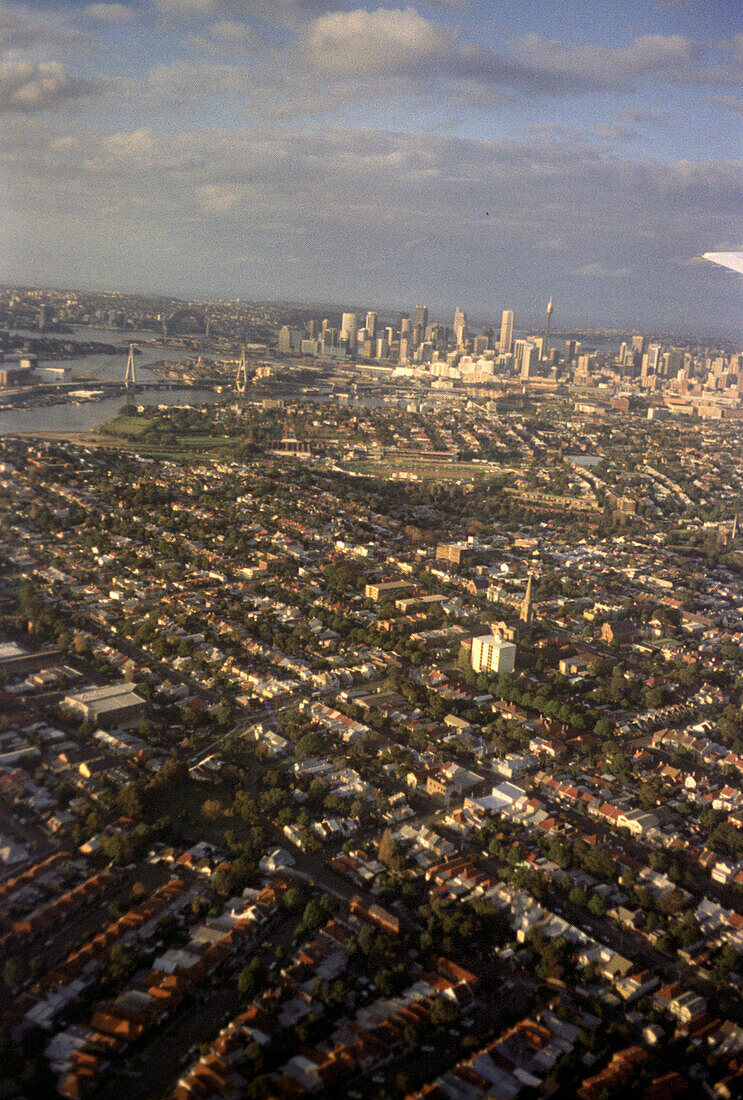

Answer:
[197,183,240,212]
[298,14,742,95]
[305,6,450,73]
[0,59,93,114]
[85,3,135,22]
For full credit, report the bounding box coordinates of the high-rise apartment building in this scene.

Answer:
[471,635,516,675]
[499,309,514,354]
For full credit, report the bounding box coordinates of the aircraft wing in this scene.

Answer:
[703,251,743,275]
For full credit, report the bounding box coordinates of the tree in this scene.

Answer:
[429,995,458,1027]
[378,827,403,870]
[200,799,223,822]
[3,957,27,989]
[588,894,606,918]
[569,887,587,909]
[300,899,323,933]
[594,717,612,739]
[283,887,304,912]
[130,881,146,903]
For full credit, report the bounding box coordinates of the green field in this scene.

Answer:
[344,458,506,482]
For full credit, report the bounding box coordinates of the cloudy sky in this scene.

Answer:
[1,0,742,333]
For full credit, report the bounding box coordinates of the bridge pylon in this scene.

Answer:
[235,345,247,393]
[124,343,137,397]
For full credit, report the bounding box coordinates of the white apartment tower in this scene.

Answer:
[471,635,516,675]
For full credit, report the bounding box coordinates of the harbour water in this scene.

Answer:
[0,327,221,436]
[0,390,221,436]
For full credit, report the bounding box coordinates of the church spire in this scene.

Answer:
[520,574,533,625]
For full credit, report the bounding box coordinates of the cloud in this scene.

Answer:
[85,3,135,22]
[153,0,344,23]
[299,12,742,96]
[3,118,741,330]
[0,3,79,49]
[504,32,697,90]
[0,59,94,114]
[197,183,240,212]
[187,18,268,54]
[707,93,743,115]
[154,0,220,14]
[202,18,261,42]
[306,6,450,73]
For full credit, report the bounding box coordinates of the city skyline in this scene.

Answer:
[1,0,742,332]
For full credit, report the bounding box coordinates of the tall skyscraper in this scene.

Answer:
[453,307,467,346]
[413,305,428,333]
[365,311,377,339]
[340,312,358,352]
[278,325,293,352]
[499,309,514,354]
[647,343,661,373]
[514,340,535,379]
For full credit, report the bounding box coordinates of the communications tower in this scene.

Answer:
[235,345,247,393]
[544,299,554,358]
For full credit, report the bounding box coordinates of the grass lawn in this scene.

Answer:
[344,458,505,482]
[102,413,152,438]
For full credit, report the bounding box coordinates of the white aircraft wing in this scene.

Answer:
[703,251,743,275]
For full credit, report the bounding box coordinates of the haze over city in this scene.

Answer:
[2,0,742,332]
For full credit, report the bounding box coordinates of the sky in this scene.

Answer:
[1,0,742,334]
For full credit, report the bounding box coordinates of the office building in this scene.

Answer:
[471,635,516,675]
[647,343,661,373]
[278,326,293,352]
[340,312,358,349]
[454,307,467,346]
[514,339,536,378]
[63,683,146,729]
[413,305,428,333]
[365,311,377,339]
[499,310,514,354]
